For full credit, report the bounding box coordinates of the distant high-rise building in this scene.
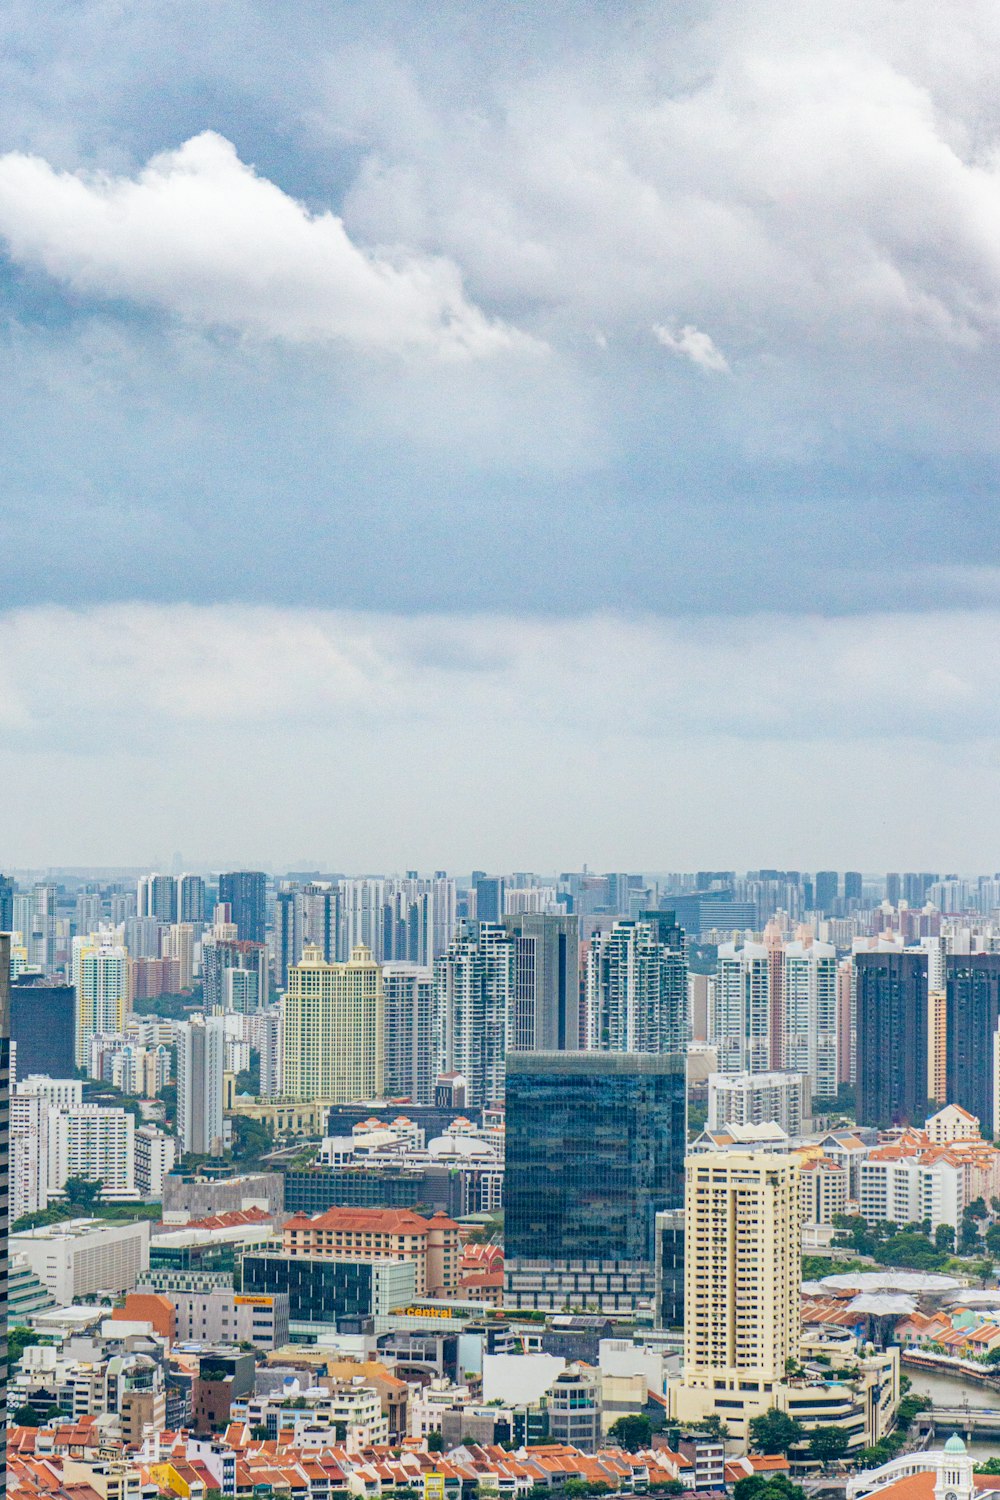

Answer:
[201,932,268,1013]
[177,873,206,925]
[782,937,838,1099]
[72,933,129,1067]
[274,889,303,990]
[945,954,1000,1138]
[435,921,511,1106]
[669,1149,800,1440]
[855,950,928,1126]
[0,876,12,933]
[505,1051,686,1312]
[814,871,839,915]
[713,933,838,1098]
[707,1070,810,1136]
[177,1015,226,1157]
[0,934,11,1484]
[150,874,177,924]
[844,871,863,904]
[218,871,267,945]
[503,912,581,1052]
[586,915,687,1054]
[713,941,770,1074]
[885,872,901,906]
[295,882,335,963]
[28,882,57,972]
[382,963,437,1103]
[282,944,384,1103]
[474,876,505,923]
[10,976,75,1080]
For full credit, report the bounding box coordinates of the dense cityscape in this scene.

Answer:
[2,865,1000,1500]
[6,0,1000,1496]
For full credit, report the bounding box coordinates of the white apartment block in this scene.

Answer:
[18,1075,83,1111]
[713,943,771,1074]
[11,1217,150,1302]
[11,1090,50,1222]
[782,939,838,1100]
[859,1155,965,1232]
[134,1124,176,1199]
[49,1104,138,1201]
[799,1158,848,1225]
[708,1070,810,1137]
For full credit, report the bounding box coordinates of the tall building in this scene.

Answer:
[177,873,206,925]
[49,1104,137,1201]
[707,1071,810,1137]
[945,954,1000,1138]
[844,871,863,905]
[28,881,57,972]
[814,871,839,915]
[11,1089,48,1222]
[503,911,581,1052]
[586,915,687,1054]
[0,935,10,1491]
[0,875,13,932]
[435,921,511,1106]
[782,937,838,1099]
[474,876,505,923]
[274,888,303,989]
[301,883,338,963]
[713,933,837,1098]
[713,941,770,1074]
[505,1051,686,1311]
[855,950,928,1127]
[177,1015,226,1157]
[669,1149,800,1439]
[282,944,384,1103]
[201,931,268,1012]
[10,976,76,1079]
[382,963,437,1102]
[73,933,130,1067]
[218,871,267,945]
[885,872,902,906]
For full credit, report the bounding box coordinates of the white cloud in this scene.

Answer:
[6,600,1000,869]
[653,322,730,373]
[2,600,1000,744]
[330,6,1000,357]
[0,131,535,358]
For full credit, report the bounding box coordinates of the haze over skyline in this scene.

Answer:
[3,1,1000,862]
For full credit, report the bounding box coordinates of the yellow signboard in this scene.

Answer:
[234,1295,273,1307]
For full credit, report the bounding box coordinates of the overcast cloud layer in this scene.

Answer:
[3,0,1000,861]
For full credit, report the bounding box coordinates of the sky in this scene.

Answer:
[3,0,1000,871]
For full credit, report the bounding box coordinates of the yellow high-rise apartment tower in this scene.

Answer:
[282,944,384,1102]
[670,1149,801,1439]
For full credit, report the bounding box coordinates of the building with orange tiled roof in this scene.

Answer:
[282,1206,462,1295]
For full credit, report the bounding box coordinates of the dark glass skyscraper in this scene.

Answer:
[11,976,76,1079]
[855,950,928,1126]
[946,954,1000,1137]
[0,875,12,933]
[474,876,505,923]
[505,1051,685,1310]
[814,870,839,914]
[218,870,267,944]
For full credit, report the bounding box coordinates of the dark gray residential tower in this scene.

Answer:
[218,870,267,945]
[945,954,1000,1137]
[855,950,928,1127]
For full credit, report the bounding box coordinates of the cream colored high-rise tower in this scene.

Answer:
[282,943,384,1102]
[671,1149,800,1435]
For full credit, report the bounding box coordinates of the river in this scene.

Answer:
[905,1366,1000,1459]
